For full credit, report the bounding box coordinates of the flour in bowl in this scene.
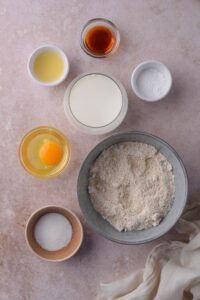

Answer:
[88,142,175,231]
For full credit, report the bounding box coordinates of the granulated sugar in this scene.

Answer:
[34,213,72,251]
[88,142,175,231]
[136,68,167,100]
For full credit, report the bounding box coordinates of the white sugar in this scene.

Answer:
[34,213,72,251]
[136,68,167,100]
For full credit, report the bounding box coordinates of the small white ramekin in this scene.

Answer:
[27,44,70,87]
[63,72,128,135]
[131,60,172,102]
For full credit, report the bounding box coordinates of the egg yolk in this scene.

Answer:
[39,140,63,165]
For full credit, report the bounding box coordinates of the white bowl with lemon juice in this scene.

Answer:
[28,45,69,86]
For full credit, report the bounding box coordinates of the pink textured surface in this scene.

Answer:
[1,1,200,299]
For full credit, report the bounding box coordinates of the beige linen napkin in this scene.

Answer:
[98,202,200,300]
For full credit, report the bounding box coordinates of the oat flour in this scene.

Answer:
[88,142,175,231]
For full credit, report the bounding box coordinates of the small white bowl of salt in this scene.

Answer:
[25,206,83,262]
[131,60,172,102]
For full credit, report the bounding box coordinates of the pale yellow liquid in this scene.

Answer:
[33,50,65,82]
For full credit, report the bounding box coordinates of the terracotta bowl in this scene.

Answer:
[25,206,83,262]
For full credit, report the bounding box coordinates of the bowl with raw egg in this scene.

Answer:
[18,126,70,178]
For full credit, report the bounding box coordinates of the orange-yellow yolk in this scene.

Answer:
[39,140,63,165]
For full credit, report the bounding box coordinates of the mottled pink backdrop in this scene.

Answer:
[1,1,200,299]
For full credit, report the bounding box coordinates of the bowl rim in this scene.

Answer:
[25,205,84,262]
[77,131,188,244]
[131,60,172,102]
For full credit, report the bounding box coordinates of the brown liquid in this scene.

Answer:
[85,25,116,55]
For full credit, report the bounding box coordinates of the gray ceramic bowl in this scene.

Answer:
[77,132,188,244]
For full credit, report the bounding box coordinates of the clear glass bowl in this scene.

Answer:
[18,126,70,178]
[80,18,120,58]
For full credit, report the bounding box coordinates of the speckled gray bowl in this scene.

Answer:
[77,132,188,244]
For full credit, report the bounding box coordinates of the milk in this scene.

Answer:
[69,74,122,127]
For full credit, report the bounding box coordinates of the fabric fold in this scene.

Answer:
[98,202,200,300]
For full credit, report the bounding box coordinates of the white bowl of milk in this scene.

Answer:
[64,72,128,135]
